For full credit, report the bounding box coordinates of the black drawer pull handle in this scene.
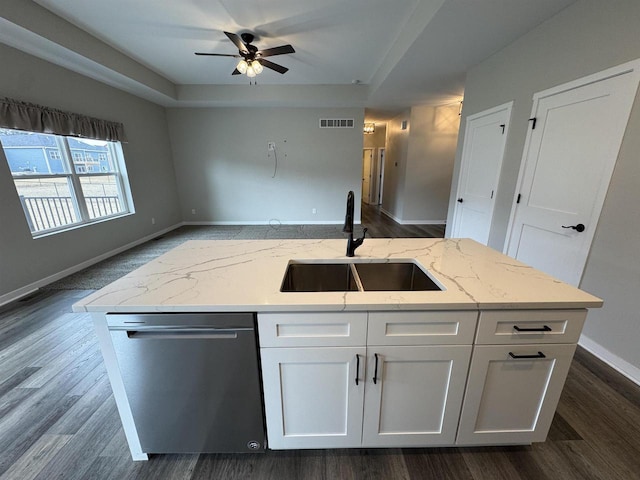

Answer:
[509,351,546,359]
[355,354,360,386]
[513,325,552,332]
[373,353,379,384]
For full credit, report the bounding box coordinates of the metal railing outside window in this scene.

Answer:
[0,129,134,236]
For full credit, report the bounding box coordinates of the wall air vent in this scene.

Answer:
[319,119,355,128]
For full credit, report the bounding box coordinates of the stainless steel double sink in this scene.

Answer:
[280,260,443,292]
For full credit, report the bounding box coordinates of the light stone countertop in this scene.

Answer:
[72,238,603,313]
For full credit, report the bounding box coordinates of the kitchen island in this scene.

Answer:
[73,238,602,460]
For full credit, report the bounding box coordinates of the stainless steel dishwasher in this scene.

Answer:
[106,313,266,453]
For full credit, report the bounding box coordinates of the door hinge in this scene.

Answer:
[500,124,505,134]
[529,117,537,130]
[516,193,521,203]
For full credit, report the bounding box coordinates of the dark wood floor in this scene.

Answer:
[2,209,639,479]
[360,203,445,238]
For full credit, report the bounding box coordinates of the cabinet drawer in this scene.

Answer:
[258,312,367,347]
[367,311,478,346]
[475,310,587,345]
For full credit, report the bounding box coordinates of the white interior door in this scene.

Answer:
[506,62,640,286]
[451,102,512,244]
[362,149,373,204]
[376,148,385,205]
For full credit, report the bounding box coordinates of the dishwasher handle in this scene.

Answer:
[126,328,239,340]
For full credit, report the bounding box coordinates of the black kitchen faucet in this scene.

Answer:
[342,190,367,257]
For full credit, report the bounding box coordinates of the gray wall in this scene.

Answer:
[0,43,181,300]
[382,112,410,220]
[403,104,459,223]
[166,108,364,224]
[446,0,640,375]
[382,106,459,223]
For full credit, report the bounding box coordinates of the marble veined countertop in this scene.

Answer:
[72,238,603,313]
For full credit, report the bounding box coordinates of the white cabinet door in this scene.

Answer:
[261,347,366,449]
[361,345,472,447]
[456,343,576,445]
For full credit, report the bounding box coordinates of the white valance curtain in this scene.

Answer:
[0,97,127,142]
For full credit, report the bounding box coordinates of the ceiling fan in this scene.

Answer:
[195,31,295,76]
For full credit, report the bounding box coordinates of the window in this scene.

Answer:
[0,128,133,236]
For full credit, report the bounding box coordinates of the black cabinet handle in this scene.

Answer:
[509,351,546,359]
[562,223,585,232]
[513,325,552,332]
[373,353,379,384]
[355,354,360,386]
[457,198,464,203]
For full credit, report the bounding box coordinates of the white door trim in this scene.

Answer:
[377,148,385,205]
[362,148,374,204]
[504,58,640,255]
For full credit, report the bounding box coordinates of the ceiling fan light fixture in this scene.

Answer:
[246,65,257,77]
[251,60,263,75]
[236,59,248,74]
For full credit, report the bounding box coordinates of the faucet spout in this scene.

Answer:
[343,191,354,233]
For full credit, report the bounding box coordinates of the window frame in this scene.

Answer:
[1,129,134,237]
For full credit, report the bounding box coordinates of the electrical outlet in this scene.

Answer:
[151,217,155,225]
[267,142,276,151]
[312,208,317,214]
[191,209,196,215]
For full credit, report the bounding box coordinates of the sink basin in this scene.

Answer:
[280,260,442,292]
[354,262,441,291]
[280,263,359,292]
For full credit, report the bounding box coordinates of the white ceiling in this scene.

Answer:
[4,0,577,119]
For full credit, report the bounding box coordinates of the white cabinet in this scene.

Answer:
[259,311,476,450]
[259,312,368,449]
[456,309,584,446]
[361,345,471,447]
[260,346,366,449]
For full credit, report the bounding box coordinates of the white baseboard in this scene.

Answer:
[378,208,445,225]
[0,222,184,307]
[380,208,401,223]
[579,334,640,386]
[183,220,351,226]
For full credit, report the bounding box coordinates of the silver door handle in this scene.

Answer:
[126,329,238,340]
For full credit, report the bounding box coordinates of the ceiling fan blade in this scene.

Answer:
[195,52,240,57]
[232,68,242,75]
[224,31,249,54]
[259,59,289,74]
[258,45,295,58]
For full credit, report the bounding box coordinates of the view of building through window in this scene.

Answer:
[0,128,132,235]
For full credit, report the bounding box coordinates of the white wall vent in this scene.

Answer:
[319,118,355,128]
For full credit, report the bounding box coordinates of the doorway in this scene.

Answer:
[362,148,374,205]
[505,61,640,286]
